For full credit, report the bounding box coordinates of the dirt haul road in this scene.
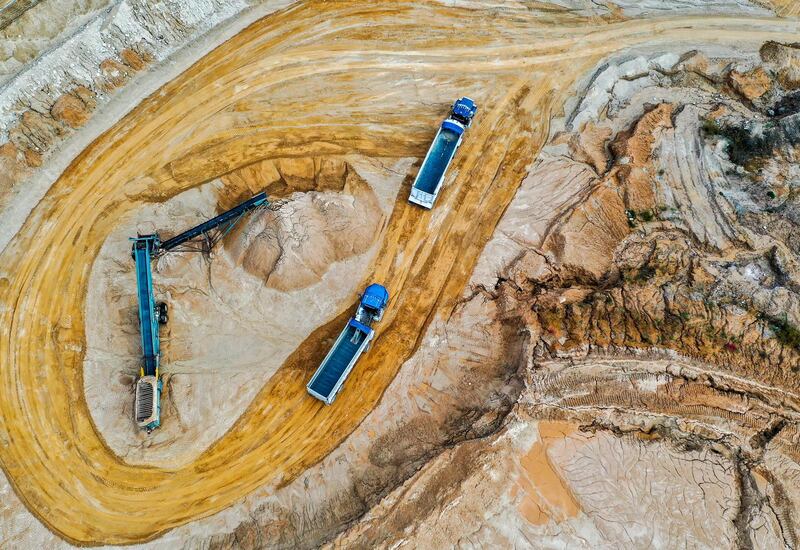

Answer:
[0,1,799,545]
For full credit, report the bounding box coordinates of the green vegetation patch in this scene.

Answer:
[701,117,775,167]
[764,314,800,349]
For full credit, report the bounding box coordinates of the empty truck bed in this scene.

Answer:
[413,126,461,194]
[307,320,373,404]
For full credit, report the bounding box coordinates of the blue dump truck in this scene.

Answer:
[408,97,478,209]
[307,284,390,405]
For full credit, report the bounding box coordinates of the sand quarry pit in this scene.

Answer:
[2,1,800,547]
[84,156,404,467]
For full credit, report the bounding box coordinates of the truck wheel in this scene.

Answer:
[159,313,169,325]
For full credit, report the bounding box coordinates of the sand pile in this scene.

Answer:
[226,171,383,291]
[81,158,402,468]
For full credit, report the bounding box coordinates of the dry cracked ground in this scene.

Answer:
[2,0,800,549]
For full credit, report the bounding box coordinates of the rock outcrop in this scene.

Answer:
[429,44,800,549]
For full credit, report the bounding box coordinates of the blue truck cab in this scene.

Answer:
[307,284,389,405]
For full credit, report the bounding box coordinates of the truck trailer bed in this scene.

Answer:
[307,319,373,404]
[409,119,466,209]
[414,126,461,193]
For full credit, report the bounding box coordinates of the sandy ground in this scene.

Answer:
[0,0,296,255]
[334,415,748,548]
[83,156,406,468]
[1,0,800,547]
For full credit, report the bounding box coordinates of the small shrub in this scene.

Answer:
[700,117,774,166]
[767,315,800,349]
[625,209,637,228]
[635,265,656,283]
[702,118,722,135]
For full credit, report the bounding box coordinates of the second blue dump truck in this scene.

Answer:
[307,284,389,405]
[408,97,478,209]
